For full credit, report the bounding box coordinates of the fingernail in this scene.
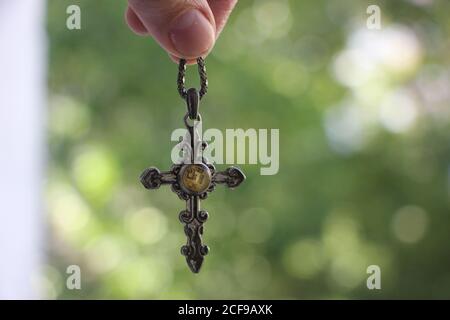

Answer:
[169,9,215,58]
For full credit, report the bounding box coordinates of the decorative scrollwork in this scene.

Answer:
[226,167,246,188]
[171,182,190,200]
[140,167,162,189]
[198,210,209,223]
[179,200,209,273]
[179,210,193,224]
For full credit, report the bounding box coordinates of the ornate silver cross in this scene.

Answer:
[139,58,245,273]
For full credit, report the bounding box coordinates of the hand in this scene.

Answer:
[126,0,237,63]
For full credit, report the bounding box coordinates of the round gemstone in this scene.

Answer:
[179,164,211,195]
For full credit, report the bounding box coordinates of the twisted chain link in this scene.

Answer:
[177,57,208,100]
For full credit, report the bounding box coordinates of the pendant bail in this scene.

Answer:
[186,88,200,120]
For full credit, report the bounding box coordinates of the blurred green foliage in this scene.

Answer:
[46,0,450,299]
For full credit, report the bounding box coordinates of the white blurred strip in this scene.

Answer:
[0,0,46,299]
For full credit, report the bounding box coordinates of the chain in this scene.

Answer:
[177,57,208,100]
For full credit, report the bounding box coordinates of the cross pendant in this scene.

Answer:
[139,58,245,273]
[140,162,245,273]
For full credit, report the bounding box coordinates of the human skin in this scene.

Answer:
[126,0,238,64]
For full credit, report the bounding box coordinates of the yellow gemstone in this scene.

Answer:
[180,164,211,194]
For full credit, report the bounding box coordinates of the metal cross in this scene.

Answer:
[139,58,245,273]
[140,162,244,273]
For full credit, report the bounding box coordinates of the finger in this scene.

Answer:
[207,0,238,38]
[128,0,216,60]
[125,6,148,36]
[169,53,197,65]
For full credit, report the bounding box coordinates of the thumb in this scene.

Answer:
[127,0,216,60]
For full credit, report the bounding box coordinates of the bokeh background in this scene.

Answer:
[45,0,450,299]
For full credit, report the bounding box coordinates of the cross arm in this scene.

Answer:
[212,166,246,189]
[140,166,178,189]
